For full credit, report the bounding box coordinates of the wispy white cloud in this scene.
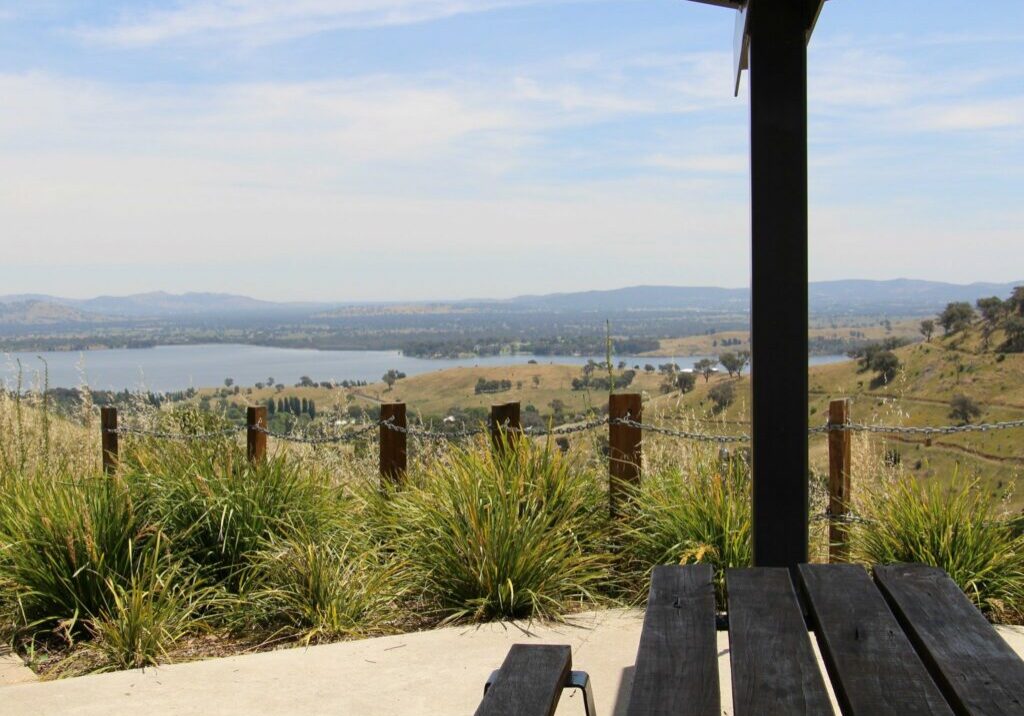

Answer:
[643,153,745,174]
[911,98,1024,132]
[77,0,581,47]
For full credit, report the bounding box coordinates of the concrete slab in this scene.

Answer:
[0,644,36,687]
[2,612,1023,715]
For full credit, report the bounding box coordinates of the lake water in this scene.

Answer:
[2,344,851,392]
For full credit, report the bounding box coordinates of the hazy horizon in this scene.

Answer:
[2,1,1022,301]
[3,276,1024,306]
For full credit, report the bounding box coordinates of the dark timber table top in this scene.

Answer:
[628,563,1024,716]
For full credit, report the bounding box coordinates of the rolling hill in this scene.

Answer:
[506,279,1024,315]
[4,278,1020,327]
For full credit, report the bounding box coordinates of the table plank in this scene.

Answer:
[798,564,952,715]
[626,564,720,716]
[727,568,832,716]
[874,563,1024,716]
[475,644,571,716]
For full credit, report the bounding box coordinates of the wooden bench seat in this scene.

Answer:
[626,564,719,716]
[475,644,572,716]
[799,563,952,715]
[875,563,1024,715]
[727,567,832,715]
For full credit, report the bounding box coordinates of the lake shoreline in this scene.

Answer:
[3,343,851,393]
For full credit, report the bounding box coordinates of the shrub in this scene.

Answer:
[857,477,1024,621]
[869,350,900,386]
[621,452,751,605]
[949,394,983,424]
[390,437,610,622]
[708,382,735,412]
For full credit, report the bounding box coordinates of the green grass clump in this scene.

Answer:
[245,532,401,644]
[0,473,155,628]
[389,436,611,622]
[621,451,751,605]
[86,536,206,672]
[858,476,1024,621]
[124,442,337,592]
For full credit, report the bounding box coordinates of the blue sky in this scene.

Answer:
[1,1,1022,301]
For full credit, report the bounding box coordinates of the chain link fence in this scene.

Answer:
[101,405,1024,529]
[104,414,1024,445]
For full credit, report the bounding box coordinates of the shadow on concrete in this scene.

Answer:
[611,665,635,715]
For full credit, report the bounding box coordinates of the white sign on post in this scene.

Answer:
[733,1,750,97]
[684,0,825,95]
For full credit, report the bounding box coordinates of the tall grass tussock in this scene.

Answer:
[386,434,611,622]
[621,447,751,605]
[857,475,1024,622]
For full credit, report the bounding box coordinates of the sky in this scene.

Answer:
[1,1,1022,302]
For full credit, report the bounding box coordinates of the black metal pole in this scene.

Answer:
[749,0,809,569]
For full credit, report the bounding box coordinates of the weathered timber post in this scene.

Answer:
[247,406,267,464]
[101,406,118,474]
[827,398,852,563]
[748,1,814,571]
[608,393,642,518]
[490,402,521,453]
[684,0,828,573]
[380,402,407,485]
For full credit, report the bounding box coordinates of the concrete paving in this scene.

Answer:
[0,644,36,687]
[2,611,1023,715]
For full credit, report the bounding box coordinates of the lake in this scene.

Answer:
[2,344,851,392]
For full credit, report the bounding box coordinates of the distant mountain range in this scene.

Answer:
[1,279,1021,326]
[0,291,326,321]
[507,279,1024,314]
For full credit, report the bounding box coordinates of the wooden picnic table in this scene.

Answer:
[477,563,1024,716]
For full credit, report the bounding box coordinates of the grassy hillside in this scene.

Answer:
[645,318,920,357]
[643,325,1024,508]
[204,362,670,426]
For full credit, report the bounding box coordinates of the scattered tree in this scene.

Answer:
[224,378,234,388]
[718,350,750,378]
[919,319,934,342]
[977,297,1005,349]
[382,369,406,390]
[693,358,717,383]
[1008,286,1024,316]
[938,302,974,335]
[674,372,696,394]
[977,296,1005,325]
[1003,315,1024,353]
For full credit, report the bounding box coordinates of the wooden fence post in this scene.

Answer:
[247,406,267,464]
[490,402,521,453]
[101,406,118,475]
[828,398,852,563]
[380,402,407,485]
[608,393,642,518]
